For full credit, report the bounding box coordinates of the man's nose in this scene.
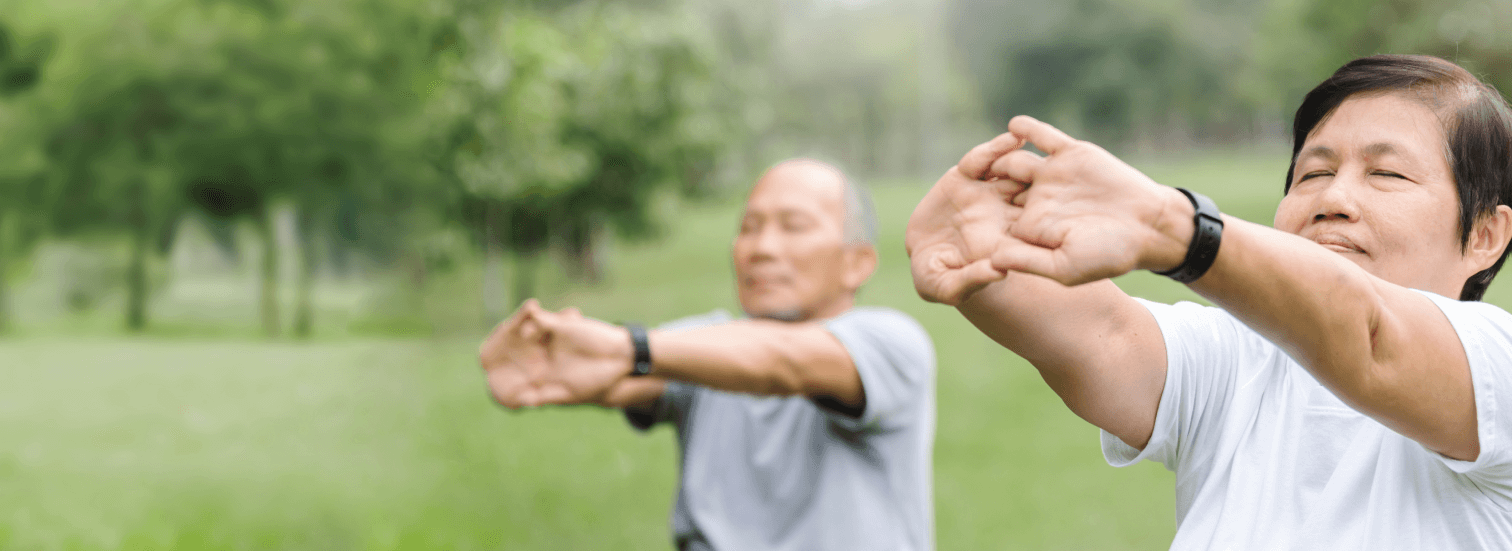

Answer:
[740,225,781,261]
[751,226,782,256]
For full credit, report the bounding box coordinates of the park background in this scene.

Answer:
[2,0,1512,548]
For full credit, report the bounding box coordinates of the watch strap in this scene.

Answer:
[625,323,653,376]
[1153,187,1224,284]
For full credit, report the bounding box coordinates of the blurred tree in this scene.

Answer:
[428,1,740,318]
[1253,0,1512,120]
[0,20,51,333]
[696,0,987,178]
[33,0,440,336]
[950,0,1267,150]
[174,0,438,338]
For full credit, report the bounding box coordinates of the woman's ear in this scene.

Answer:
[843,245,879,291]
[1470,205,1512,272]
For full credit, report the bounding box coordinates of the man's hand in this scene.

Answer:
[905,132,1031,305]
[983,116,1193,286]
[479,302,553,409]
[479,300,636,409]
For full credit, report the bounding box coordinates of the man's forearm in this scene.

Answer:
[602,376,668,409]
[646,321,863,406]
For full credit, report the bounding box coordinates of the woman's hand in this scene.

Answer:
[905,132,1028,305]
[984,116,1193,286]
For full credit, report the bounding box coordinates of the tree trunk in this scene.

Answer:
[125,181,149,332]
[481,204,505,324]
[916,0,947,177]
[511,251,538,310]
[256,209,280,338]
[292,207,316,340]
[0,209,9,335]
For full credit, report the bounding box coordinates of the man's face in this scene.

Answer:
[733,162,862,321]
[1275,93,1474,296]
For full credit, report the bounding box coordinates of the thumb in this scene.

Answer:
[917,257,1006,305]
[525,302,569,333]
[945,258,1008,304]
[992,243,1070,285]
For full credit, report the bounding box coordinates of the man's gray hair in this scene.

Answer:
[841,175,879,247]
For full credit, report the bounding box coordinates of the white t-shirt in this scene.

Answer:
[1105,291,1512,550]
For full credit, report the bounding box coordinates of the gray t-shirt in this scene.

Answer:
[626,307,937,551]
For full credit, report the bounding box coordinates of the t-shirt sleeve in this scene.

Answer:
[625,380,698,431]
[1102,298,1253,472]
[822,307,936,433]
[622,310,732,431]
[1415,291,1512,503]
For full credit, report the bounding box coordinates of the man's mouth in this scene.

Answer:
[744,275,789,289]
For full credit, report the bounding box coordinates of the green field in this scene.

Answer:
[9,151,1512,550]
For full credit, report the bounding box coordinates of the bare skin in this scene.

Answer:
[906,96,1512,460]
[481,159,879,414]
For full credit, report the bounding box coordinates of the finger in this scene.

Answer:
[488,370,526,408]
[1008,115,1076,156]
[533,383,574,406]
[483,302,534,353]
[915,252,1007,305]
[560,307,583,320]
[957,132,1025,180]
[985,149,1044,185]
[992,243,1080,286]
[527,304,565,331]
[518,316,545,341]
[944,258,1009,303]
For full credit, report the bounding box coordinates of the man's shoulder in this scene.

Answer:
[831,306,929,335]
[826,306,935,360]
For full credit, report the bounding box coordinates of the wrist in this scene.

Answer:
[1143,186,1197,272]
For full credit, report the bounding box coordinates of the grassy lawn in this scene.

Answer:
[8,150,1512,550]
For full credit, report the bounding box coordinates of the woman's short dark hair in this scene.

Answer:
[1285,54,1512,301]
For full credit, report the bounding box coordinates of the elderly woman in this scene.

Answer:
[908,55,1512,549]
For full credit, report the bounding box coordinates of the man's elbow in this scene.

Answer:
[767,363,808,396]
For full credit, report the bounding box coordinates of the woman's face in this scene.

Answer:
[1274,92,1479,297]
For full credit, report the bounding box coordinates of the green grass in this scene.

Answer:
[10,150,1512,550]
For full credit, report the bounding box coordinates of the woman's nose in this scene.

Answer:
[1312,174,1363,223]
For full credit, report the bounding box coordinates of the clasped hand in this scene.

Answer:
[479,300,637,409]
[906,115,1191,305]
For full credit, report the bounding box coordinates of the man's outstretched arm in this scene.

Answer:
[481,302,863,413]
[644,320,864,409]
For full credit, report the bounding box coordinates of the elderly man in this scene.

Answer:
[484,159,936,551]
[909,55,1512,549]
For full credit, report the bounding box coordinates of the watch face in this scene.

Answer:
[633,360,653,377]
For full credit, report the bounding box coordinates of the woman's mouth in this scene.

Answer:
[1312,234,1365,255]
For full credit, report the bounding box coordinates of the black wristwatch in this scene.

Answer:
[1152,187,1224,284]
[624,323,653,376]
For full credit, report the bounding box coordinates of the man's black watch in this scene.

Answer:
[624,323,653,377]
[1152,187,1224,284]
